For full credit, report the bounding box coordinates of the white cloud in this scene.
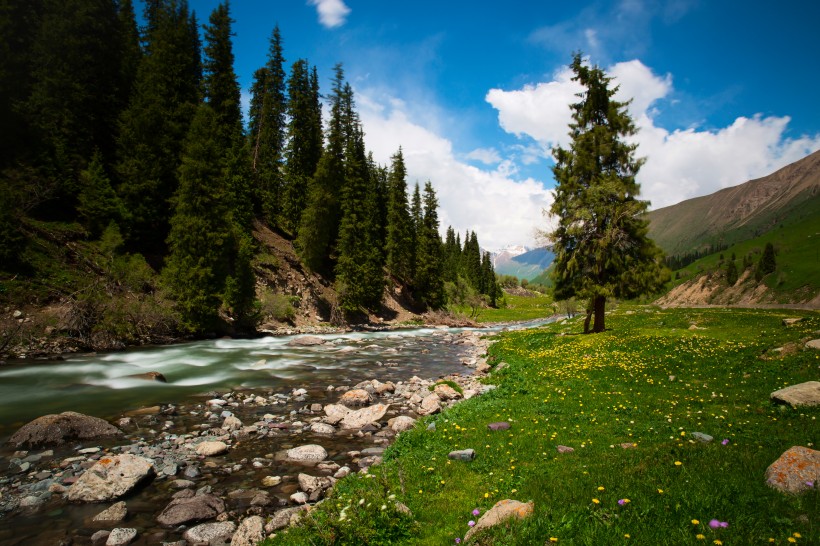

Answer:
[307,0,350,29]
[356,91,553,251]
[486,59,820,210]
[465,147,502,165]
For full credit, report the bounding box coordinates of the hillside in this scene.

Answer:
[493,247,555,281]
[647,150,820,256]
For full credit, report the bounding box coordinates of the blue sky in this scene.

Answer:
[148,0,820,250]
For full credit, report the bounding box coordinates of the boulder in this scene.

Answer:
[390,416,417,433]
[195,441,229,457]
[419,393,441,415]
[448,449,475,461]
[339,389,373,407]
[262,475,282,487]
[231,516,265,546]
[782,317,803,326]
[298,473,335,496]
[765,446,820,494]
[290,491,308,504]
[309,422,336,434]
[806,339,820,350]
[156,493,225,526]
[286,444,328,463]
[126,371,166,383]
[9,411,121,448]
[222,415,243,431]
[182,521,236,545]
[690,432,714,443]
[771,381,820,407]
[266,507,305,531]
[487,422,510,431]
[433,383,461,400]
[105,528,137,546]
[340,404,389,429]
[463,499,534,542]
[288,335,326,346]
[324,404,351,425]
[67,455,154,503]
[92,501,128,522]
[556,445,574,454]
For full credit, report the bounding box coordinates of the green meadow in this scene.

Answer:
[265,307,819,545]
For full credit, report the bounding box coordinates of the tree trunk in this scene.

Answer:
[583,301,592,334]
[592,295,606,333]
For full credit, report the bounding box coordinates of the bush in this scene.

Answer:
[260,289,297,323]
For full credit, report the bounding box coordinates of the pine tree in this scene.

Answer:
[409,182,422,279]
[755,242,776,281]
[203,1,242,148]
[414,181,444,308]
[725,259,738,287]
[385,148,414,283]
[77,151,123,238]
[282,60,323,233]
[549,54,667,333]
[442,226,461,283]
[462,231,482,291]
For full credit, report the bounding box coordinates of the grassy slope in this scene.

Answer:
[265,306,819,545]
[449,293,555,324]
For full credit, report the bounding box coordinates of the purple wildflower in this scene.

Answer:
[455,538,461,544]
[468,520,475,527]
[709,519,721,529]
[721,439,729,445]
[472,508,480,516]
[618,499,626,506]
[719,521,729,528]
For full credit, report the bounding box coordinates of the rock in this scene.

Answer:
[20,495,44,509]
[196,441,229,456]
[339,389,373,407]
[395,501,412,515]
[771,381,820,407]
[806,339,820,350]
[310,422,336,434]
[334,466,351,479]
[222,415,243,431]
[91,530,110,545]
[92,501,128,522]
[156,493,225,526]
[390,416,417,433]
[464,499,534,542]
[67,454,155,503]
[487,422,510,431]
[765,446,820,494]
[556,445,574,454]
[262,475,282,487]
[340,404,389,429]
[448,449,475,461]
[266,507,304,531]
[419,393,441,415]
[298,473,335,495]
[290,491,308,504]
[782,317,803,326]
[288,335,326,346]
[9,411,121,448]
[126,371,166,383]
[182,521,236,545]
[287,444,328,463]
[433,383,461,400]
[690,432,713,443]
[105,528,137,546]
[324,404,351,425]
[231,516,265,546]
[620,443,637,449]
[476,361,491,374]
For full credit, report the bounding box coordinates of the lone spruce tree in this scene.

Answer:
[549,54,667,333]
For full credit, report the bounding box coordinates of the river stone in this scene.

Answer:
[765,446,820,494]
[339,389,373,407]
[92,500,127,522]
[288,335,326,346]
[771,381,820,407]
[266,507,304,531]
[105,528,137,546]
[310,422,336,434]
[126,371,166,383]
[390,416,417,433]
[91,530,110,545]
[806,339,820,350]
[156,493,225,526]
[298,473,335,495]
[231,516,265,546]
[290,491,308,504]
[182,521,236,545]
[419,393,441,415]
[196,441,229,456]
[222,415,243,431]
[433,383,461,400]
[287,444,327,463]
[67,454,155,503]
[340,403,389,429]
[463,499,534,542]
[262,475,282,487]
[9,411,121,448]
[448,449,475,461]
[324,404,351,425]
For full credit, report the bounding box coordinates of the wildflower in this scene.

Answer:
[467,520,476,527]
[708,519,720,529]
[484,492,489,498]
[472,508,480,516]
[618,498,630,505]
[455,538,461,544]
[674,461,683,466]
[380,504,386,511]
[721,439,729,445]
[657,489,664,494]
[714,541,723,545]
[794,533,802,538]
[359,499,365,506]
[691,519,700,525]
[592,498,600,504]
[624,534,630,539]
[787,538,796,543]
[597,486,605,491]
[696,535,705,540]
[549,538,558,543]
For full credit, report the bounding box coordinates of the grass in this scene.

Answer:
[263,306,819,545]
[450,292,555,324]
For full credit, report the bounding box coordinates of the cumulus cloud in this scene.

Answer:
[487,59,820,210]
[465,147,502,165]
[356,91,553,250]
[307,0,350,29]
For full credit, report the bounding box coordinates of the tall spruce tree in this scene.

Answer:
[462,231,482,291]
[385,148,414,283]
[414,181,444,308]
[202,1,242,148]
[442,226,461,283]
[549,54,667,333]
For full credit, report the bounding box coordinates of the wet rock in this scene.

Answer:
[9,411,121,448]
[309,422,335,434]
[765,446,819,494]
[262,475,282,487]
[287,444,328,463]
[333,466,351,479]
[231,516,265,546]
[419,393,441,415]
[105,528,137,546]
[290,491,308,504]
[222,415,243,431]
[91,530,110,545]
[92,500,127,522]
[298,473,335,496]
[288,335,326,346]
[323,404,351,425]
[389,416,417,433]
[266,507,305,531]
[20,495,45,509]
[448,449,476,461]
[339,389,373,407]
[340,404,389,429]
[771,381,820,407]
[126,371,166,383]
[464,499,534,542]
[156,493,225,526]
[67,454,155,502]
[182,521,236,545]
[195,441,229,457]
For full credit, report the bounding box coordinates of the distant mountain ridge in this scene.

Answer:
[492,246,555,281]
[647,150,820,257]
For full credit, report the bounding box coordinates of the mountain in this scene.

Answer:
[492,246,555,281]
[647,150,820,257]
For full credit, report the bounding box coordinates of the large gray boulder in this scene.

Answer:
[771,381,820,407]
[9,411,121,448]
[67,455,154,503]
[156,494,225,526]
[765,446,819,494]
[323,404,350,425]
[340,403,389,429]
[182,521,236,545]
[231,516,266,546]
[286,444,328,463]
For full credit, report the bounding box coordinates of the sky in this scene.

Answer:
[144,0,820,251]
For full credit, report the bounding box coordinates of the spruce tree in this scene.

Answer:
[755,242,776,281]
[414,181,444,308]
[409,182,422,279]
[549,53,667,333]
[726,258,739,287]
[385,148,414,283]
[462,231,482,291]
[442,226,461,283]
[77,151,124,238]
[203,1,242,148]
